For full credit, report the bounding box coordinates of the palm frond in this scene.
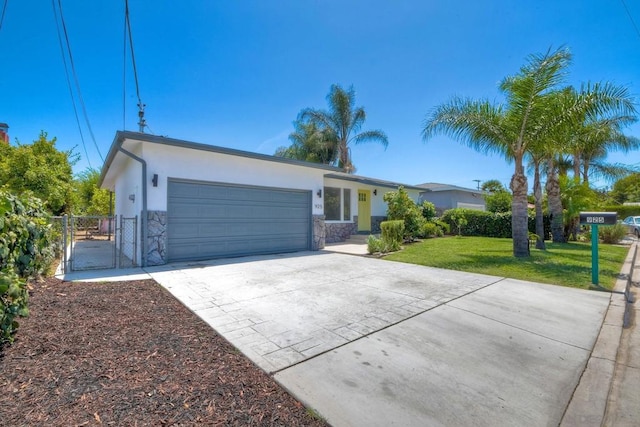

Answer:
[587,162,640,183]
[352,130,388,147]
[422,97,510,157]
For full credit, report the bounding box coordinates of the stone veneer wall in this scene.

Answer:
[312,215,325,250]
[147,210,167,266]
[371,216,387,234]
[325,221,358,243]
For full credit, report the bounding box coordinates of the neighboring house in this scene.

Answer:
[99,131,422,266]
[416,182,486,214]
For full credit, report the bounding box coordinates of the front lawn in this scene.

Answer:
[384,236,629,289]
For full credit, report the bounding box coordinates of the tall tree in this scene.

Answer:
[543,84,637,241]
[480,179,507,193]
[610,173,640,204]
[74,168,111,215]
[526,149,547,249]
[299,84,388,173]
[570,115,639,184]
[0,132,77,215]
[422,48,572,257]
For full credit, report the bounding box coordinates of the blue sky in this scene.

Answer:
[1,0,639,191]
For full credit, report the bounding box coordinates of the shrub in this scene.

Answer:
[421,201,437,221]
[421,222,442,238]
[0,191,54,345]
[367,235,384,254]
[598,223,627,244]
[383,187,425,240]
[448,210,468,236]
[0,271,28,344]
[434,219,450,235]
[381,220,404,252]
[485,190,512,213]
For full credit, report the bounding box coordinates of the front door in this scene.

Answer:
[358,189,371,232]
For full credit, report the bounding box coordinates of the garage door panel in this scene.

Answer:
[167,180,311,261]
[170,201,308,220]
[170,223,280,239]
[169,234,309,259]
[171,220,310,240]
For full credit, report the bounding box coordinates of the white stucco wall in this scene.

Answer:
[322,178,423,221]
[140,142,326,214]
[113,154,143,264]
[114,155,142,219]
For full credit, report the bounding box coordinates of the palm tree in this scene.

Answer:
[542,85,637,241]
[275,119,338,164]
[300,84,388,173]
[526,150,547,249]
[570,115,639,184]
[422,48,572,257]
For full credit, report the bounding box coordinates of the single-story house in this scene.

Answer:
[416,182,486,214]
[99,131,423,266]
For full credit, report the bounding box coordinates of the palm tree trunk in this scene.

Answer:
[546,158,565,243]
[533,161,546,250]
[573,152,581,180]
[510,157,530,257]
[582,161,590,185]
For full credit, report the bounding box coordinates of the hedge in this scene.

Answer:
[1,191,54,345]
[441,208,551,238]
[602,205,640,218]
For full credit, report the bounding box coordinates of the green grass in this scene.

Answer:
[384,236,630,289]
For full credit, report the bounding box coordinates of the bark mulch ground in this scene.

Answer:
[0,278,329,426]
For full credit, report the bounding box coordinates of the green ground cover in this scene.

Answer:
[384,236,630,289]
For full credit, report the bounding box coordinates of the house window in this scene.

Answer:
[324,187,351,221]
[343,189,351,220]
[324,187,341,221]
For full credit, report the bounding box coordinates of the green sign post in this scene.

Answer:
[579,212,617,285]
[591,224,599,285]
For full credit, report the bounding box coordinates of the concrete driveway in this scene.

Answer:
[147,251,610,427]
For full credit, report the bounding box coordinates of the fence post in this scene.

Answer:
[62,214,68,274]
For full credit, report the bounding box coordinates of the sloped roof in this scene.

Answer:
[325,173,424,191]
[415,182,484,194]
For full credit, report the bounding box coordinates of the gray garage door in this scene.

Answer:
[167,179,311,262]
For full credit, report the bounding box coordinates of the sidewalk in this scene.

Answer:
[603,242,640,426]
[561,241,639,426]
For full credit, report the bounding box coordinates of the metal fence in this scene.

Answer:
[51,215,138,273]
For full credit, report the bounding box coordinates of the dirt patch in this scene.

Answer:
[0,278,328,426]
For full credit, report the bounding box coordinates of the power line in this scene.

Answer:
[124,0,146,133]
[55,0,104,163]
[51,0,92,169]
[621,0,640,42]
[0,0,7,32]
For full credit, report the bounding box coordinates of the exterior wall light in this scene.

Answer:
[373,189,377,195]
[129,194,135,202]
[317,189,322,198]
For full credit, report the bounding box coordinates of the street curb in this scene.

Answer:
[560,241,638,427]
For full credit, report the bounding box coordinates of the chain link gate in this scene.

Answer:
[51,215,139,273]
[118,216,137,269]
